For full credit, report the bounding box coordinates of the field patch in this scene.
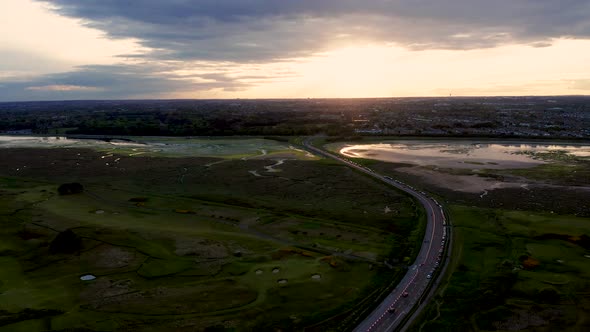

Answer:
[0,144,419,331]
[85,279,258,315]
[411,205,590,332]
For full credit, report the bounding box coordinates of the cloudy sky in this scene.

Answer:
[1,0,590,101]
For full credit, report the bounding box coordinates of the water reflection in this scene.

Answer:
[0,135,290,158]
[339,141,590,169]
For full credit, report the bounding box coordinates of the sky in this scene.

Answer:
[1,0,590,101]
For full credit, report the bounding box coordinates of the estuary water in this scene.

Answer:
[336,141,590,169]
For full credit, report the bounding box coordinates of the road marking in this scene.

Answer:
[384,311,406,332]
[304,140,446,332]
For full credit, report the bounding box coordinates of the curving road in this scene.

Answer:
[303,138,449,332]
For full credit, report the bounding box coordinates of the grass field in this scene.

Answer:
[0,140,423,331]
[410,205,590,331]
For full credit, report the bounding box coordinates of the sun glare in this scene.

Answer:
[241,39,590,99]
[298,45,403,97]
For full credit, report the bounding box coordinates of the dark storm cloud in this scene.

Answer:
[5,1,588,101]
[39,0,590,61]
[0,64,252,101]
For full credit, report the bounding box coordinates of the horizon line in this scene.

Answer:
[2,94,590,104]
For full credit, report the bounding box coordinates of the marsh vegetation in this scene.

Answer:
[0,138,423,331]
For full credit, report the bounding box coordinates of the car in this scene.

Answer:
[388,307,396,313]
[402,292,409,297]
[427,274,432,279]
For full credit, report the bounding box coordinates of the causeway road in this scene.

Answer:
[303,139,449,332]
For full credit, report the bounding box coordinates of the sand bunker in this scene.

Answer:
[311,274,321,280]
[80,274,96,281]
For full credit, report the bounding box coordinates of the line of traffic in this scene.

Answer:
[302,138,449,332]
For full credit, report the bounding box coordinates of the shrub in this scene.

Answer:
[49,229,82,254]
[57,183,84,195]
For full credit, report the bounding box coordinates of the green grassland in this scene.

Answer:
[0,142,423,331]
[411,206,590,332]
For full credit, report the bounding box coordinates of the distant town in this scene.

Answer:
[1,96,589,139]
